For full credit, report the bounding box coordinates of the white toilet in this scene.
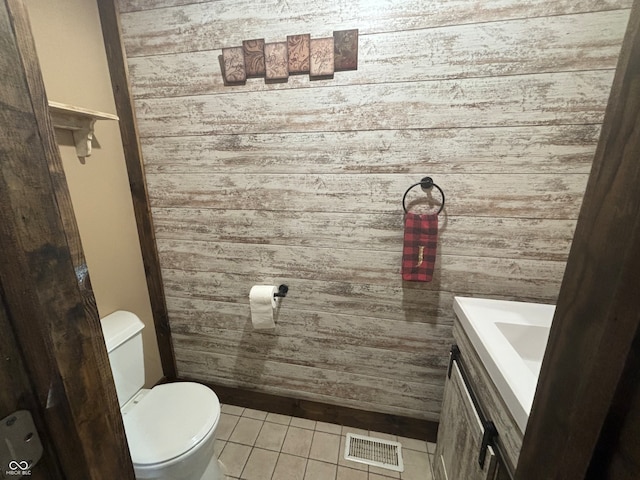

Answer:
[100,310,225,480]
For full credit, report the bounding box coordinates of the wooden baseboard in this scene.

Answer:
[177,378,438,442]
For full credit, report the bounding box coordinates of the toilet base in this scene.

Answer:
[200,456,227,480]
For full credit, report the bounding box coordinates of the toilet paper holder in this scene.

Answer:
[274,284,289,298]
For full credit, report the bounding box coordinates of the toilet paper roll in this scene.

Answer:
[249,285,278,329]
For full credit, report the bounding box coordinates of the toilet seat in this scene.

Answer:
[122,382,220,466]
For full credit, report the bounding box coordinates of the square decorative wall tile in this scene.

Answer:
[287,34,310,74]
[221,46,246,84]
[242,38,265,77]
[309,37,334,78]
[333,29,358,71]
[265,41,289,81]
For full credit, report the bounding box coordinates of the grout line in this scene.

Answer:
[221,407,434,479]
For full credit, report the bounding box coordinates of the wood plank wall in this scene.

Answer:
[117,0,630,421]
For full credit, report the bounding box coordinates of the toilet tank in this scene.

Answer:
[100,311,146,407]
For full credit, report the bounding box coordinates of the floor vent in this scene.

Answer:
[344,433,404,472]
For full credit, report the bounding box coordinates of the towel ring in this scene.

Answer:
[402,177,445,214]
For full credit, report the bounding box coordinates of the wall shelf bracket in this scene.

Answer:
[48,101,119,157]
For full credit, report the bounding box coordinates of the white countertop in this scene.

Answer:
[453,296,555,433]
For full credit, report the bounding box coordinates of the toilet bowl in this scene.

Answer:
[100,311,226,480]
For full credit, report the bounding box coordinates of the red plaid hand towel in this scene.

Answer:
[402,213,438,282]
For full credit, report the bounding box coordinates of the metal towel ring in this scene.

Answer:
[402,177,445,214]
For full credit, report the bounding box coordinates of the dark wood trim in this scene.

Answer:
[181,379,438,442]
[0,0,134,477]
[517,2,640,478]
[0,288,64,479]
[587,324,640,479]
[96,0,177,380]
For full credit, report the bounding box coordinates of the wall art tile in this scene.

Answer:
[264,41,289,81]
[333,29,358,71]
[309,37,334,78]
[222,46,246,84]
[243,38,266,77]
[287,34,310,74]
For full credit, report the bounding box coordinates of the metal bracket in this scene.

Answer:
[447,344,460,378]
[0,410,43,477]
[479,421,498,469]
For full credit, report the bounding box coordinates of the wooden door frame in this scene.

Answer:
[97,0,177,381]
[517,2,640,478]
[0,0,134,478]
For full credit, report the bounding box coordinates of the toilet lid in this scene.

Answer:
[123,383,220,465]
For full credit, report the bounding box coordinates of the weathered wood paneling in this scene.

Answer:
[141,125,600,175]
[119,0,628,420]
[163,273,459,324]
[175,348,444,420]
[119,0,629,15]
[119,0,631,56]
[134,71,613,137]
[127,10,629,98]
[152,209,576,260]
[146,173,587,218]
[171,318,451,382]
[157,241,565,300]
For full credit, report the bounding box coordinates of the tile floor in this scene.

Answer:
[215,404,436,480]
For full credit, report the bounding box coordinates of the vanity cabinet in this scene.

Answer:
[434,322,524,480]
[434,360,497,480]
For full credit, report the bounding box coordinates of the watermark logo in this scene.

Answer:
[6,460,31,476]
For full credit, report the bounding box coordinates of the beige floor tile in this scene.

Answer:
[214,439,226,458]
[316,421,342,435]
[398,436,427,453]
[369,465,399,478]
[219,442,252,478]
[304,459,336,480]
[218,413,241,441]
[290,416,316,430]
[426,442,436,454]
[242,408,269,421]
[369,431,398,442]
[221,404,245,416]
[281,426,314,458]
[309,431,340,464]
[400,448,431,480]
[255,422,288,451]
[272,453,307,480]
[266,412,292,426]
[338,435,367,471]
[342,426,369,436]
[337,466,367,480]
[241,448,279,480]
[369,474,397,480]
[229,417,264,446]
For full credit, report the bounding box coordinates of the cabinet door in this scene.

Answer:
[434,361,497,480]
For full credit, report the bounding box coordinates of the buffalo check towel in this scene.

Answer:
[402,213,438,282]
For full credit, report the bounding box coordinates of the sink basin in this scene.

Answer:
[453,296,555,432]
